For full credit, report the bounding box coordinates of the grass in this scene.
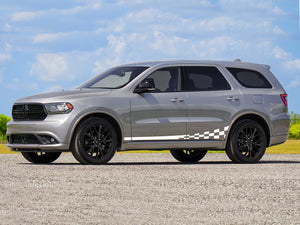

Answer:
[0,140,299,154]
[0,144,16,154]
[266,139,300,154]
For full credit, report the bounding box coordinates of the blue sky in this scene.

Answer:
[0,0,299,116]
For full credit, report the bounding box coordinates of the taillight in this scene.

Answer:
[280,94,288,107]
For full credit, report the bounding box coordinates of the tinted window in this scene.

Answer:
[143,67,182,92]
[227,67,272,88]
[185,66,230,91]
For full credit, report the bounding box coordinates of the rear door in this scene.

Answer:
[184,65,240,141]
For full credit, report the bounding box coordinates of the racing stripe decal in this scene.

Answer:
[124,126,229,141]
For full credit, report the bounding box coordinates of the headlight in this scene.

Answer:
[44,102,74,114]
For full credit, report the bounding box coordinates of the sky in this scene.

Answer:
[0,0,299,116]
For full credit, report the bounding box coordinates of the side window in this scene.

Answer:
[143,67,181,92]
[227,67,272,88]
[185,66,231,91]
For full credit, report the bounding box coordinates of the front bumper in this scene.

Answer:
[6,114,73,152]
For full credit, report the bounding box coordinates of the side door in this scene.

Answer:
[129,67,187,141]
[184,65,241,141]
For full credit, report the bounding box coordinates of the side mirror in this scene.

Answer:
[134,78,155,93]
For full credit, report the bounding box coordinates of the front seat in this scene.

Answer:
[166,77,177,92]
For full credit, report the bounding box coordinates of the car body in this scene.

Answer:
[6,60,290,164]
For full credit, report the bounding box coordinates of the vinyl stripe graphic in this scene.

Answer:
[124,126,229,141]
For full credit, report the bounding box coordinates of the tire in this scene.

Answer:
[226,119,267,163]
[21,152,61,164]
[71,118,117,164]
[170,149,207,163]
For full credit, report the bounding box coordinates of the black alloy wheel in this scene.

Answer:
[72,118,117,164]
[226,119,267,163]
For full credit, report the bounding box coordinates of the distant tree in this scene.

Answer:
[289,111,300,139]
[289,111,300,125]
[0,114,11,143]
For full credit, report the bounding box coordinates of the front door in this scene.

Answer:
[129,67,187,141]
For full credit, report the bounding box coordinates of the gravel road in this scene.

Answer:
[0,153,299,225]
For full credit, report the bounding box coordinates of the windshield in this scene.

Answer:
[79,66,148,89]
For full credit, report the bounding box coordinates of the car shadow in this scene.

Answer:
[18,160,300,166]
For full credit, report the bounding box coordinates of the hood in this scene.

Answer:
[16,88,112,103]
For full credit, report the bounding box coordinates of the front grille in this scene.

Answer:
[10,134,40,144]
[12,104,47,121]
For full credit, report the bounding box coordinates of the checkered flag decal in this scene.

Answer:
[183,126,229,140]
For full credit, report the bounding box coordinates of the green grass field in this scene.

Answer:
[0,140,299,154]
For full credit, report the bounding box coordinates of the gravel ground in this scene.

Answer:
[0,153,299,225]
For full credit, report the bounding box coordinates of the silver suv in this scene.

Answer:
[6,60,290,164]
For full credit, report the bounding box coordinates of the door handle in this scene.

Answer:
[171,98,184,103]
[226,96,239,101]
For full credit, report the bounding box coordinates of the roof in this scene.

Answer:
[121,60,271,70]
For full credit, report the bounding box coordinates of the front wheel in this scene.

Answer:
[226,119,267,163]
[21,152,61,164]
[170,149,207,163]
[71,118,117,164]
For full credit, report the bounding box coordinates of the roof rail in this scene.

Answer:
[234,59,241,62]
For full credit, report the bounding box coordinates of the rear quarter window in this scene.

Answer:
[227,67,272,88]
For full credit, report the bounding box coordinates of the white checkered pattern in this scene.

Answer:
[183,126,229,140]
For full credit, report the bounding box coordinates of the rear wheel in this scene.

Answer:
[170,149,207,163]
[21,152,61,164]
[71,118,117,164]
[226,119,267,163]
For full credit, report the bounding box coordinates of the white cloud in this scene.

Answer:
[32,30,98,44]
[105,5,286,41]
[285,59,300,71]
[272,5,287,15]
[218,0,280,14]
[0,53,11,64]
[44,85,64,92]
[0,68,4,84]
[273,46,290,60]
[12,11,43,21]
[33,32,69,44]
[272,25,286,35]
[59,0,102,15]
[0,23,12,32]
[92,32,248,73]
[287,80,299,88]
[12,1,103,22]
[0,42,12,64]
[30,53,70,82]
[151,32,188,56]
[30,51,96,83]
[6,78,38,90]
[116,0,212,7]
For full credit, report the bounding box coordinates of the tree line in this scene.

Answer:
[289,111,300,139]
[0,114,10,143]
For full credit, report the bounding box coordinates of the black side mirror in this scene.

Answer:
[134,78,155,93]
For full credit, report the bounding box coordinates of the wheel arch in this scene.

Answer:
[70,112,123,150]
[227,113,271,147]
